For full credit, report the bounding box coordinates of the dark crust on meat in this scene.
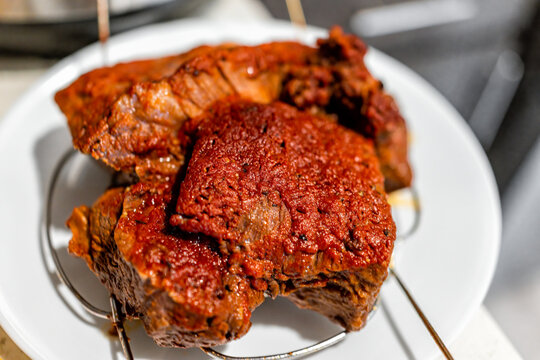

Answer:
[282,27,412,191]
[67,185,264,348]
[286,266,385,330]
[172,101,394,330]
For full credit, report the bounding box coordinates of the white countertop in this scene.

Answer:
[0,0,523,359]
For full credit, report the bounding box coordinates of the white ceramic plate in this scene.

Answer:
[0,20,501,360]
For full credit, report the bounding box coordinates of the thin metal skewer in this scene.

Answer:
[389,268,455,360]
[97,0,110,44]
[44,149,133,360]
[110,295,134,360]
[202,297,379,360]
[286,0,307,27]
[97,0,110,65]
[390,186,422,241]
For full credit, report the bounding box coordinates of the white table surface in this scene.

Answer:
[0,0,523,359]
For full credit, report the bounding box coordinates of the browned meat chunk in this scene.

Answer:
[55,27,411,191]
[59,27,407,349]
[67,183,264,348]
[55,42,313,179]
[172,101,394,330]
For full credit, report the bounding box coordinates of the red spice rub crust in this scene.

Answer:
[172,101,395,329]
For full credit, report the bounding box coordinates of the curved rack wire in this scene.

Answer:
[44,149,110,320]
[201,331,347,360]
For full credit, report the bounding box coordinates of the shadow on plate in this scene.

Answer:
[34,126,115,344]
[33,126,114,228]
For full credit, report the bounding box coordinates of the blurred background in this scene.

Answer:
[0,0,538,358]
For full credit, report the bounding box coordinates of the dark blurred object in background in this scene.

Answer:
[0,0,203,56]
[488,5,540,191]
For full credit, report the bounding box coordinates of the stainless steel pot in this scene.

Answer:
[0,0,175,23]
[0,0,201,55]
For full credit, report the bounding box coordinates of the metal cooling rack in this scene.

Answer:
[44,148,453,360]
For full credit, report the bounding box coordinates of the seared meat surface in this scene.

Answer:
[173,101,394,329]
[56,27,411,190]
[59,28,407,348]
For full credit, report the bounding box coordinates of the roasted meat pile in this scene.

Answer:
[57,27,411,348]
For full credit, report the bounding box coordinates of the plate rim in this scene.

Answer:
[0,18,501,360]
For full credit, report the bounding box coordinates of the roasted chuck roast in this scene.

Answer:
[58,27,408,348]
